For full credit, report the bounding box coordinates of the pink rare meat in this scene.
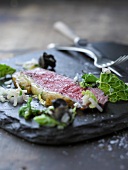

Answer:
[24,68,83,102]
[13,68,108,108]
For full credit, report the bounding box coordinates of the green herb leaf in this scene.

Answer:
[80,73,98,88]
[0,64,16,78]
[98,73,128,102]
[19,98,66,127]
[34,114,62,127]
[19,98,40,120]
[80,72,128,103]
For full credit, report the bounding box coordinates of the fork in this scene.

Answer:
[48,44,128,76]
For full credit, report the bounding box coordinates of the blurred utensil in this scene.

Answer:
[53,21,112,59]
[54,21,88,47]
[48,43,127,77]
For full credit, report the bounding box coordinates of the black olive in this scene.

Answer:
[39,52,56,69]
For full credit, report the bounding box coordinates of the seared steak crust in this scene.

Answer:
[12,68,84,106]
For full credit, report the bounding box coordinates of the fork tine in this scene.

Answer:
[121,55,128,63]
[114,56,124,64]
[114,55,128,65]
[123,55,128,62]
[118,55,128,63]
[115,55,126,64]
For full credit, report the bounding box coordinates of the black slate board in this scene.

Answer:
[0,42,128,145]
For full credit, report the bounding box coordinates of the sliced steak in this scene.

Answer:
[13,68,84,106]
[12,68,108,107]
[88,87,108,105]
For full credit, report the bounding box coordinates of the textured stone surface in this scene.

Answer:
[0,48,128,145]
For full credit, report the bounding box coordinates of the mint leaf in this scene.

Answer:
[98,73,128,102]
[0,64,16,78]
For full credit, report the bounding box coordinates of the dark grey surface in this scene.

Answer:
[0,44,128,169]
[0,47,128,146]
[0,126,128,170]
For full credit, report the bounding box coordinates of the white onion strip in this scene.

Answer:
[89,97,103,112]
[0,82,28,106]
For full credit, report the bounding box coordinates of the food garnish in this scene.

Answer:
[80,73,98,88]
[19,98,76,128]
[82,90,103,112]
[16,52,56,70]
[0,58,128,128]
[19,97,41,119]
[38,52,56,70]
[81,72,128,103]
[0,82,28,106]
[22,58,39,70]
[0,64,16,78]
[99,73,128,102]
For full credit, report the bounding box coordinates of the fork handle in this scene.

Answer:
[57,46,123,76]
[54,21,80,42]
[54,45,96,60]
[48,44,123,77]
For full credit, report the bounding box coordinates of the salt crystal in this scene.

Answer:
[98,143,105,148]
[98,139,105,143]
[109,139,119,145]
[120,165,125,170]
[62,150,69,156]
[120,155,125,160]
[107,145,113,151]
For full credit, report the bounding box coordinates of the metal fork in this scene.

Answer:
[48,44,128,76]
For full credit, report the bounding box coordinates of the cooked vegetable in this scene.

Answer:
[23,58,39,70]
[38,52,56,69]
[19,97,76,127]
[19,98,41,119]
[0,83,28,106]
[34,114,64,127]
[98,73,128,102]
[80,73,98,88]
[81,72,128,103]
[19,97,66,127]
[82,90,103,112]
[0,64,16,78]
[52,98,67,108]
[82,90,98,108]
[52,98,71,122]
